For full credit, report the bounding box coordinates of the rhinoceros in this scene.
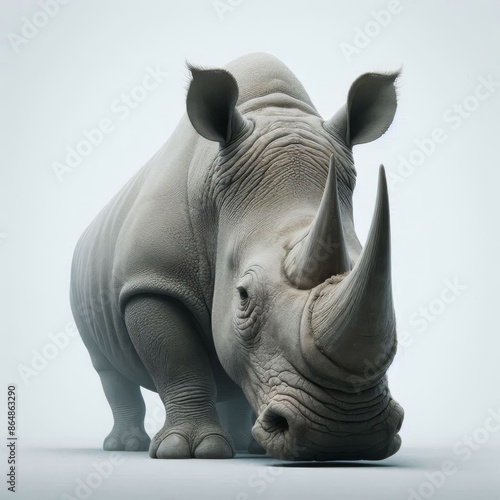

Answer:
[70,52,404,461]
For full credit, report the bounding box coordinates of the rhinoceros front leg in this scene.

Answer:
[124,294,234,459]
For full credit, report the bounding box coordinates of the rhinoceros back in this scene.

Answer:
[224,52,315,109]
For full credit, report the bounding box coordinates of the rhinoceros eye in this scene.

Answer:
[236,273,253,306]
[237,286,249,302]
[234,272,264,340]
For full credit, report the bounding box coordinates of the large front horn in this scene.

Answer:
[284,153,351,289]
[310,166,396,377]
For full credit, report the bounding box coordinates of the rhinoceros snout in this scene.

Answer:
[252,397,404,461]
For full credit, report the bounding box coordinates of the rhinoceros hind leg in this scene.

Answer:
[83,339,150,452]
[124,294,234,459]
[99,370,151,452]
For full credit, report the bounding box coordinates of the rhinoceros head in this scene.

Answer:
[186,55,403,461]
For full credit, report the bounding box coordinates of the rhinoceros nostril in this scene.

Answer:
[262,408,289,434]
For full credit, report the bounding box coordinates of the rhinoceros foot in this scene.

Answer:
[149,422,234,459]
[103,425,150,452]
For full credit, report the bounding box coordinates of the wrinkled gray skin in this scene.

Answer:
[70,53,404,461]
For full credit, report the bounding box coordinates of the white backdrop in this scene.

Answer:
[1,0,499,470]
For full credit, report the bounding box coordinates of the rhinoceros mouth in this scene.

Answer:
[251,393,404,461]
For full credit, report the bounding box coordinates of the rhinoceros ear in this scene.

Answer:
[325,71,399,147]
[186,66,249,146]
